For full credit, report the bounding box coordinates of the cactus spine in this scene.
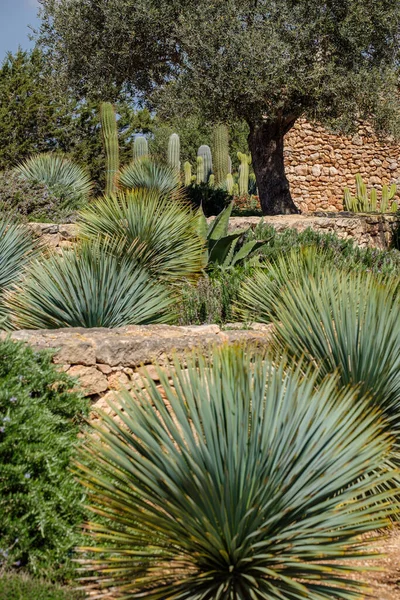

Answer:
[133,136,148,160]
[100,102,119,196]
[196,156,205,184]
[237,152,251,195]
[168,133,181,172]
[184,161,192,187]
[226,173,234,195]
[198,145,213,183]
[212,124,229,187]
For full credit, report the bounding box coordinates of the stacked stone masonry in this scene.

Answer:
[29,214,400,250]
[285,119,400,212]
[2,325,273,416]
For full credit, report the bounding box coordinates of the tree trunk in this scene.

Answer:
[248,117,300,215]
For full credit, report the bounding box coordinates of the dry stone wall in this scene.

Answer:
[2,325,273,410]
[28,214,399,250]
[285,119,400,212]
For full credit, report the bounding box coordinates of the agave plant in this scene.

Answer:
[0,215,38,296]
[76,346,396,599]
[199,202,266,271]
[79,189,205,284]
[15,153,93,207]
[119,157,181,195]
[5,241,175,329]
[237,246,335,322]
[270,269,400,443]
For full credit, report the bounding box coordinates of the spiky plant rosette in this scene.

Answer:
[76,346,397,600]
[237,245,338,323]
[4,240,175,329]
[119,157,181,196]
[79,188,205,284]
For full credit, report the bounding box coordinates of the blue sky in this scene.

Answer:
[0,0,40,62]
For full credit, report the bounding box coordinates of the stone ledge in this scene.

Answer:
[2,324,273,398]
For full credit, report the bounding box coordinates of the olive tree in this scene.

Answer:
[38,0,400,214]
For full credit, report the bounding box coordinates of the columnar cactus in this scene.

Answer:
[168,133,181,172]
[100,102,119,196]
[237,152,251,196]
[344,174,398,213]
[232,183,239,196]
[133,136,148,160]
[184,161,192,187]
[212,124,229,187]
[228,156,232,175]
[198,145,213,183]
[196,156,205,184]
[208,174,215,188]
[226,173,234,195]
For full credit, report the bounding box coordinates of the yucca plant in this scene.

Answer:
[119,157,181,196]
[5,241,175,329]
[76,346,396,599]
[79,189,205,284]
[270,269,400,444]
[15,153,93,207]
[237,246,336,322]
[0,215,38,296]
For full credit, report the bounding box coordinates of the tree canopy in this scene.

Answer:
[38,0,400,213]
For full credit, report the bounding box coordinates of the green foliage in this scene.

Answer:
[0,338,88,578]
[0,573,84,600]
[212,123,229,186]
[167,132,180,172]
[0,216,37,323]
[197,144,213,182]
[0,170,79,223]
[186,183,231,216]
[199,202,265,270]
[100,102,119,196]
[133,135,148,160]
[5,242,174,329]
[119,156,180,195]
[79,189,205,284]
[76,345,396,599]
[344,174,398,213]
[14,153,93,211]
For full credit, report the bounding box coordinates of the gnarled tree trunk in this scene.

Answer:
[248,117,300,215]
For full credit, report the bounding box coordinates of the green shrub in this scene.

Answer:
[0,338,88,579]
[185,182,232,216]
[5,242,175,329]
[76,346,396,599]
[0,572,84,600]
[0,171,78,223]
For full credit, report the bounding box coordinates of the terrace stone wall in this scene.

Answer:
[2,325,273,414]
[285,119,400,212]
[29,213,400,250]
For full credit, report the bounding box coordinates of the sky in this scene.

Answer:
[0,0,40,62]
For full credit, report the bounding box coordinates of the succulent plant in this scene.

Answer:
[133,135,149,160]
[100,102,119,196]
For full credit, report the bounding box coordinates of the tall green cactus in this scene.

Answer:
[208,174,215,188]
[198,145,213,183]
[344,174,398,213]
[228,156,232,175]
[237,152,251,196]
[196,156,205,184]
[168,133,181,172]
[100,102,119,196]
[226,173,234,195]
[184,161,192,187]
[133,136,148,160]
[212,124,229,187]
